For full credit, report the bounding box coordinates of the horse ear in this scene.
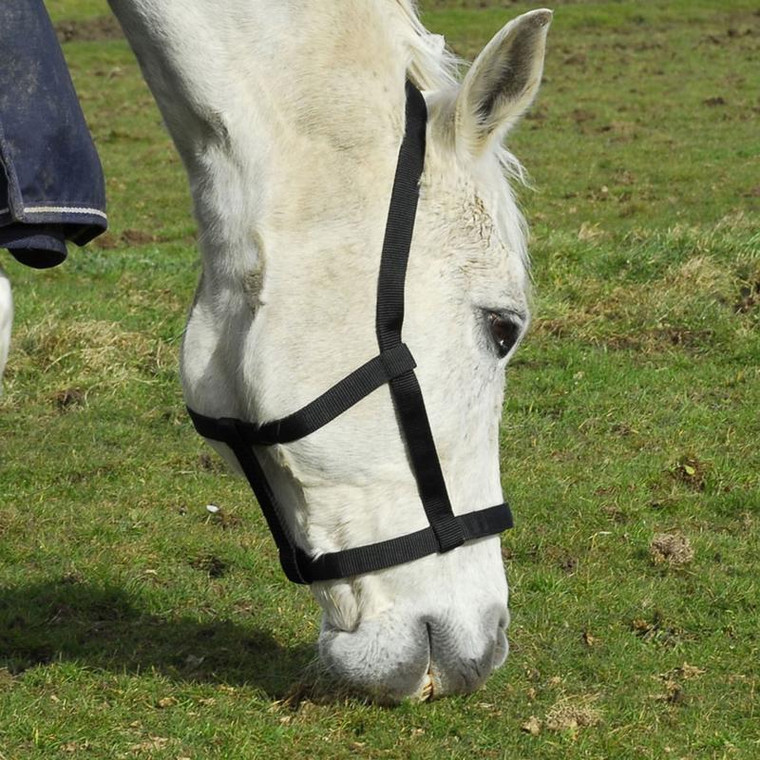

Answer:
[455,9,552,155]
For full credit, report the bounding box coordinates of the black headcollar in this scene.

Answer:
[186,82,512,584]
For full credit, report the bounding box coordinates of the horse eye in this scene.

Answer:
[486,311,522,358]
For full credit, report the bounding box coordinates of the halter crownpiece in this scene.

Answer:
[186,81,513,584]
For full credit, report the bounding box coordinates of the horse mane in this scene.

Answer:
[393,0,530,270]
[391,0,460,91]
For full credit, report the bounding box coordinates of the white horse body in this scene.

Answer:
[109,0,550,700]
[0,267,11,392]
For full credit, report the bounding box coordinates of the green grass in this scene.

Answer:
[1,1,759,757]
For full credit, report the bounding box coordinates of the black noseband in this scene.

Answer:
[186,82,512,584]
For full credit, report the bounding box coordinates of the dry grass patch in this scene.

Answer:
[10,317,159,391]
[667,255,735,301]
[533,216,759,353]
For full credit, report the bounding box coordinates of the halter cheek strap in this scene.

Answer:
[186,82,513,584]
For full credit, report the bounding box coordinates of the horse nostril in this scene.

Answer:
[422,615,507,695]
[493,622,509,669]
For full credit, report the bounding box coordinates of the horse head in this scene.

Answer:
[109,0,550,701]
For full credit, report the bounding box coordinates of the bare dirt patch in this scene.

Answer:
[600,327,715,353]
[52,387,86,412]
[203,503,243,531]
[521,715,542,736]
[198,452,228,474]
[650,533,695,567]
[653,662,706,705]
[55,16,123,43]
[662,662,706,681]
[522,696,602,736]
[189,554,229,579]
[121,229,158,246]
[546,698,602,732]
[735,278,760,313]
[93,229,159,249]
[671,456,708,491]
[631,611,688,647]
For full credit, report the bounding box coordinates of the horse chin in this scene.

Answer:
[317,613,510,703]
[317,615,432,704]
[314,557,510,702]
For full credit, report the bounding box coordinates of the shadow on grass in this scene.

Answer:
[0,579,318,698]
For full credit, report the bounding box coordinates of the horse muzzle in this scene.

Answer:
[318,604,509,702]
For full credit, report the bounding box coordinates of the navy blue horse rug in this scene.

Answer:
[0,0,107,269]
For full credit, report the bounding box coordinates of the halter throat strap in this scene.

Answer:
[186,82,512,584]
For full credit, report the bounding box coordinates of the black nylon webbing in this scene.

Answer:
[188,405,512,584]
[227,439,307,583]
[375,82,427,350]
[296,503,512,582]
[375,81,465,552]
[185,82,513,584]
[188,343,415,446]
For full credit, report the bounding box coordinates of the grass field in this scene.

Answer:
[1,0,758,757]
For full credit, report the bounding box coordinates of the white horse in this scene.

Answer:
[109,0,550,701]
[0,266,11,392]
